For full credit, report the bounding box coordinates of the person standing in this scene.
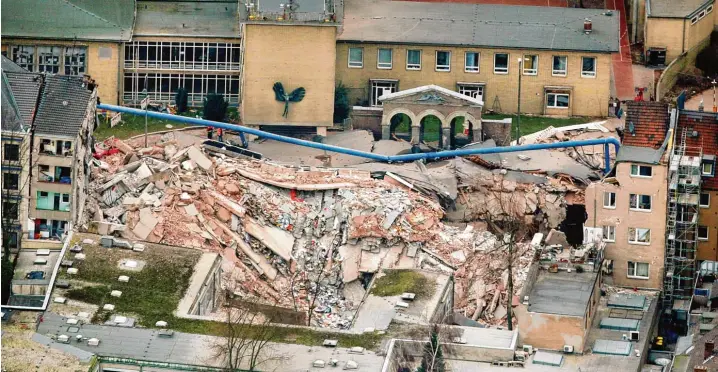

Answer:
[217,128,224,142]
[207,127,213,139]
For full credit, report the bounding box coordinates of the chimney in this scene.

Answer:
[584,18,593,34]
[704,339,715,360]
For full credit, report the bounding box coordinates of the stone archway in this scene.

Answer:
[378,85,484,149]
[446,111,481,148]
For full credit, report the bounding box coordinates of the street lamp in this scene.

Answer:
[516,57,523,144]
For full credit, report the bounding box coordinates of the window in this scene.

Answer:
[62,193,70,203]
[465,52,479,73]
[703,162,715,176]
[348,48,363,68]
[581,57,596,77]
[39,191,48,197]
[3,144,19,161]
[2,202,18,220]
[123,73,241,106]
[124,41,241,70]
[602,226,616,242]
[708,5,714,14]
[699,226,709,240]
[407,50,421,70]
[377,49,393,69]
[3,173,19,190]
[603,192,616,208]
[701,193,711,208]
[628,227,651,244]
[37,46,61,74]
[64,47,86,75]
[628,261,650,279]
[370,80,397,107]
[699,10,707,20]
[691,15,700,24]
[494,53,509,74]
[546,93,570,108]
[523,55,538,75]
[629,194,652,211]
[11,46,34,71]
[552,56,567,76]
[630,164,653,177]
[436,51,451,72]
[458,83,485,100]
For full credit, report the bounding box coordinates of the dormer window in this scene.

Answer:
[703,155,716,177]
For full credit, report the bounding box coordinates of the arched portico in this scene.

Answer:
[378,85,483,149]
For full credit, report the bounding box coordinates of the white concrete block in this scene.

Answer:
[87,338,100,346]
[66,318,79,325]
[82,239,95,245]
[132,244,145,252]
[155,320,168,327]
[57,334,70,343]
[124,260,138,268]
[67,268,79,275]
[54,297,66,304]
[114,316,127,324]
[75,253,86,260]
[110,290,122,297]
[118,275,130,283]
[36,249,50,256]
[103,304,115,311]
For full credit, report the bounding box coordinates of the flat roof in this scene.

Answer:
[339,0,620,53]
[527,270,598,317]
[607,293,646,309]
[134,1,241,38]
[615,145,665,165]
[647,0,714,18]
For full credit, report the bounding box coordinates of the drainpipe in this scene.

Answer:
[682,19,686,55]
[97,104,620,173]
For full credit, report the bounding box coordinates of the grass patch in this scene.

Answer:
[483,113,595,140]
[94,108,239,140]
[61,234,382,350]
[371,270,430,297]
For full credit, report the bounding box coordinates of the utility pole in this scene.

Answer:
[516,57,523,144]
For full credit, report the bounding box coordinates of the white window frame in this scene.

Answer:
[629,194,652,212]
[701,193,711,208]
[523,55,538,75]
[552,55,567,76]
[602,226,616,242]
[435,51,451,72]
[370,80,398,107]
[348,47,363,68]
[630,164,653,178]
[581,56,596,78]
[457,83,485,100]
[546,93,570,109]
[37,46,61,74]
[703,162,715,176]
[698,9,707,19]
[628,227,651,245]
[406,49,421,70]
[494,53,509,74]
[603,191,616,209]
[627,261,650,279]
[64,47,87,75]
[124,41,241,71]
[707,5,714,14]
[699,225,709,240]
[123,72,241,106]
[464,52,479,73]
[691,15,700,24]
[377,48,393,69]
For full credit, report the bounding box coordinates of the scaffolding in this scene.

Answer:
[664,128,703,310]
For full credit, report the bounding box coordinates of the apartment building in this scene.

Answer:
[675,110,718,263]
[585,102,672,290]
[1,58,38,251]
[337,0,618,124]
[1,0,134,105]
[28,75,97,241]
[643,0,716,64]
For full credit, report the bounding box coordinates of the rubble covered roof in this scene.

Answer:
[1,0,135,41]
[615,145,664,165]
[623,101,669,149]
[134,1,241,38]
[33,75,94,137]
[677,110,718,190]
[527,270,598,316]
[2,71,43,129]
[339,0,620,53]
[647,0,714,18]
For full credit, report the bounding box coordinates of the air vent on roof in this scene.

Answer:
[62,101,68,106]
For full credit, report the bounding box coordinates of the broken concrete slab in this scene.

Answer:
[184,204,199,217]
[187,146,213,171]
[243,218,294,261]
[338,244,361,283]
[545,229,570,249]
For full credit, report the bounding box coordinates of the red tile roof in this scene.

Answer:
[677,110,718,190]
[623,101,669,149]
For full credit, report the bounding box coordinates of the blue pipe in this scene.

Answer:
[98,104,619,173]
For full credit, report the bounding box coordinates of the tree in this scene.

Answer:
[203,93,228,122]
[333,82,351,124]
[210,291,284,371]
[417,325,446,372]
[175,87,189,114]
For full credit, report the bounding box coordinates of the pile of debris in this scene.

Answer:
[83,131,569,328]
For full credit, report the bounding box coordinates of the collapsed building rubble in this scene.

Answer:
[82,130,593,329]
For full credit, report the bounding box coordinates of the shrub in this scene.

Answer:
[203,93,228,122]
[175,87,188,113]
[333,82,351,124]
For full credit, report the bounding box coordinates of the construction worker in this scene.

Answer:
[217,128,224,142]
[206,127,213,139]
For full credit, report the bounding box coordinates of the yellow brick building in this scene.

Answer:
[337,0,619,120]
[644,0,716,64]
[1,0,134,105]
